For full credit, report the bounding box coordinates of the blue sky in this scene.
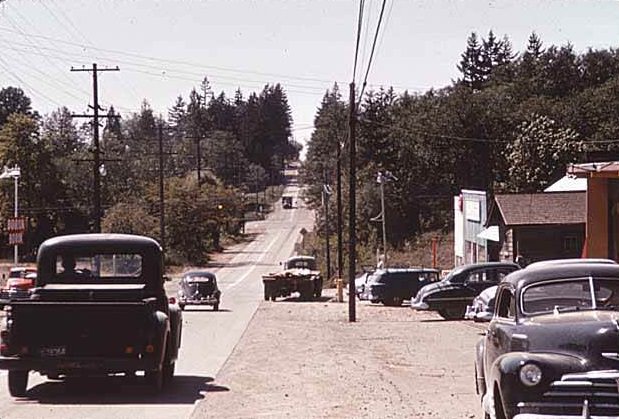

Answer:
[1,0,619,152]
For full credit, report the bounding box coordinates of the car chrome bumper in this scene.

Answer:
[180,297,218,305]
[410,301,428,310]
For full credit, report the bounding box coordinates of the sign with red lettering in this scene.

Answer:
[7,217,26,245]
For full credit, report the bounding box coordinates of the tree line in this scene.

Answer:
[303,31,619,272]
[0,80,299,264]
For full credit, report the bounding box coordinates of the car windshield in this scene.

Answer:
[522,277,619,315]
[186,275,215,283]
[442,266,467,283]
[286,259,316,270]
[53,253,143,283]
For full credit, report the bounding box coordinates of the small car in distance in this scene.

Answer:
[362,268,440,306]
[178,271,221,311]
[411,262,519,320]
[476,260,619,419]
[0,267,37,306]
[281,196,293,209]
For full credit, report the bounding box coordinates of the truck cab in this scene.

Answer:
[0,233,182,397]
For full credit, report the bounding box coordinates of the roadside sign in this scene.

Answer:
[7,217,27,245]
[9,232,23,245]
[7,217,26,233]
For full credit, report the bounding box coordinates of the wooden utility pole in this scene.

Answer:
[158,121,166,253]
[323,171,332,281]
[71,63,119,233]
[336,142,343,281]
[348,82,357,322]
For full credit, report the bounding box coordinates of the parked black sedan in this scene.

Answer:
[476,260,619,419]
[362,268,439,306]
[177,271,221,311]
[411,262,519,319]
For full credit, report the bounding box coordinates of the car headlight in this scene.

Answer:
[519,363,542,386]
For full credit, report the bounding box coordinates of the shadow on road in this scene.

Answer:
[23,374,229,404]
[182,307,232,313]
[208,261,273,269]
[279,296,333,303]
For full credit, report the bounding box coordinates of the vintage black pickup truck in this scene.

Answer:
[0,234,183,397]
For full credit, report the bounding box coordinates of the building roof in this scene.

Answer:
[493,192,585,226]
[567,161,619,178]
[544,175,587,192]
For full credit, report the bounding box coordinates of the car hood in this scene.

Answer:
[522,311,619,367]
[416,280,455,298]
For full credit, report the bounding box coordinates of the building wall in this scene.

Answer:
[462,190,488,264]
[587,177,608,258]
[454,190,488,266]
[515,225,585,263]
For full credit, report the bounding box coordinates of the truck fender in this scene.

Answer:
[167,304,182,361]
[152,311,170,366]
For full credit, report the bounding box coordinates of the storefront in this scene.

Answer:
[568,162,619,260]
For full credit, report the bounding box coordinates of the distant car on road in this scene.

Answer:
[476,259,619,419]
[362,268,440,306]
[281,196,293,209]
[177,271,221,311]
[411,262,519,319]
[0,267,37,307]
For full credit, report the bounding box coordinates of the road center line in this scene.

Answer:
[225,229,282,290]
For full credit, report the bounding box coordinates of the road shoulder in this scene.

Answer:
[191,290,483,419]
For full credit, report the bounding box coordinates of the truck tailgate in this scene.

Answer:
[8,301,155,358]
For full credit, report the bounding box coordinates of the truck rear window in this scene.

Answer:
[54,254,143,281]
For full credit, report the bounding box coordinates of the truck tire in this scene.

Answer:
[8,370,28,397]
[213,301,220,311]
[314,278,323,299]
[263,285,270,301]
[146,368,163,393]
[163,360,175,385]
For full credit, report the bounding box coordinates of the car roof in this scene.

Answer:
[39,233,162,255]
[287,256,315,261]
[503,260,619,289]
[183,271,216,278]
[525,258,617,269]
[373,267,439,275]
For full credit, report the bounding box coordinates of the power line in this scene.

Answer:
[352,0,365,82]
[0,25,342,86]
[358,0,388,103]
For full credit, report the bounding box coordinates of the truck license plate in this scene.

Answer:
[40,346,66,357]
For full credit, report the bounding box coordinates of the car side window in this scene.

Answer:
[496,288,516,320]
[466,271,482,283]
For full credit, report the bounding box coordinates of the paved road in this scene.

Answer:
[0,180,314,419]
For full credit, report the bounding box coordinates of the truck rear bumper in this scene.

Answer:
[0,356,160,373]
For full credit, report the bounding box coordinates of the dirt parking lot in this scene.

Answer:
[192,290,485,419]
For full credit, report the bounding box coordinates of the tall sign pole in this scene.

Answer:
[348,82,357,322]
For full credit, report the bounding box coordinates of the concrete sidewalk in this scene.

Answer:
[191,290,483,419]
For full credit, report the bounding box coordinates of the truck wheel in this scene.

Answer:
[163,360,175,385]
[213,301,220,311]
[8,370,28,397]
[179,303,185,311]
[314,280,323,299]
[145,368,163,393]
[263,286,270,301]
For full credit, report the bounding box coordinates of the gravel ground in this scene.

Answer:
[192,290,485,419]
